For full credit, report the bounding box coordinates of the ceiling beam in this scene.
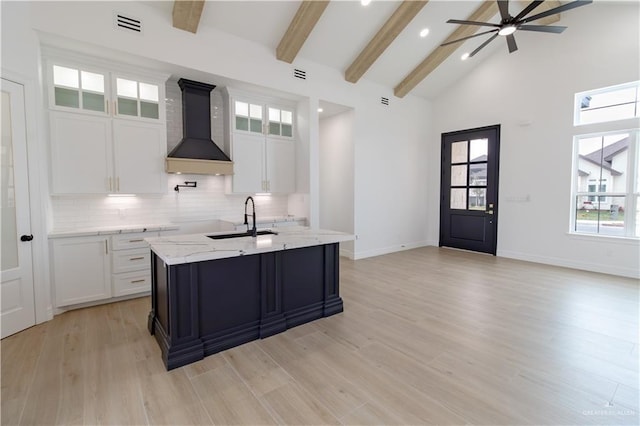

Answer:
[277,1,330,64]
[345,0,429,84]
[172,0,205,34]
[394,1,498,98]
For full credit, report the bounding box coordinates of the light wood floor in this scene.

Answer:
[2,247,638,425]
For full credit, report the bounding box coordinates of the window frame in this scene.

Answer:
[574,81,640,127]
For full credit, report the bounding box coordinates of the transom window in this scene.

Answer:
[575,81,639,125]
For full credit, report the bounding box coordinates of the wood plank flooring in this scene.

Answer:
[2,246,638,425]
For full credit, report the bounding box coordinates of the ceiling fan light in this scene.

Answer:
[498,25,517,36]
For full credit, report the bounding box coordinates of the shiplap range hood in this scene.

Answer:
[166,78,233,175]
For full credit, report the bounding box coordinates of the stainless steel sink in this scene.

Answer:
[207,230,278,240]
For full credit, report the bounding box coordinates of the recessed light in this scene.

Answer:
[419,28,429,38]
[461,52,470,60]
[361,0,371,6]
[318,108,324,113]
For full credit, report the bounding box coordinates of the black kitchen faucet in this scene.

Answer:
[244,196,257,237]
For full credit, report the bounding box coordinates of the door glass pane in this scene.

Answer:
[118,98,138,116]
[80,71,104,93]
[235,101,248,117]
[469,163,487,186]
[450,188,466,209]
[470,138,488,161]
[451,141,468,163]
[1,91,19,270]
[116,78,138,98]
[469,188,486,210]
[53,65,79,88]
[451,165,467,186]
[269,108,280,122]
[82,92,104,112]
[281,110,293,124]
[139,83,159,102]
[140,101,159,119]
[54,87,79,108]
[249,104,262,119]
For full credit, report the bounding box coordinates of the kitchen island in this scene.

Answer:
[145,228,354,370]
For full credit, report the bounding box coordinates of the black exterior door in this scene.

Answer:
[439,125,500,255]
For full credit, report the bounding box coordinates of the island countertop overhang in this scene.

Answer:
[145,227,355,265]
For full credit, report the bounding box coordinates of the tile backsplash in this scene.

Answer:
[49,80,288,231]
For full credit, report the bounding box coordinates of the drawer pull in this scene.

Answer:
[128,239,144,243]
[129,257,145,261]
[131,279,146,284]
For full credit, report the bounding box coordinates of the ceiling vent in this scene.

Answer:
[381,97,390,106]
[114,12,142,34]
[293,69,306,80]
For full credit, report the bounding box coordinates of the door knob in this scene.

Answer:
[20,234,33,242]
[486,210,494,215]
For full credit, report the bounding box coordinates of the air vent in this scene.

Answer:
[293,69,306,80]
[381,97,390,106]
[114,12,142,34]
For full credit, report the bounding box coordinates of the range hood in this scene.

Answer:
[166,78,233,175]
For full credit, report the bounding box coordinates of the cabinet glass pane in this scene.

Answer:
[80,71,104,93]
[282,124,293,137]
[118,97,138,116]
[451,141,468,163]
[116,78,138,98]
[281,110,293,125]
[469,188,486,210]
[269,122,280,135]
[1,90,18,270]
[269,108,280,122]
[451,188,466,209]
[54,87,80,108]
[235,101,248,117]
[82,92,105,112]
[140,101,159,119]
[139,83,159,102]
[53,65,79,88]
[470,138,488,161]
[249,104,262,119]
[250,118,262,133]
[451,165,467,186]
[236,116,249,131]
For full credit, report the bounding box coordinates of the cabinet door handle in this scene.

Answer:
[131,279,146,284]
[105,240,109,255]
[129,239,144,243]
[129,256,144,261]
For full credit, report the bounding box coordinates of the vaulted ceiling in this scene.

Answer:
[162,0,579,100]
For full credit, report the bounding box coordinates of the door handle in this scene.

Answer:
[486,210,494,215]
[20,234,34,242]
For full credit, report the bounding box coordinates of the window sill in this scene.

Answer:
[566,232,640,245]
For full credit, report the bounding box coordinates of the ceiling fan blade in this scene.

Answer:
[440,29,500,47]
[447,19,501,28]
[497,1,510,21]
[518,24,567,34]
[514,1,544,21]
[506,34,518,53]
[520,0,593,24]
[470,33,499,58]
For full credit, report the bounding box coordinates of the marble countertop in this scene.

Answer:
[145,227,354,265]
[48,224,179,239]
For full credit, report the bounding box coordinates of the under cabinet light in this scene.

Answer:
[108,194,136,197]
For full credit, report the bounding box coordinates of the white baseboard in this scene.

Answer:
[339,248,355,260]
[497,249,640,279]
[353,241,429,260]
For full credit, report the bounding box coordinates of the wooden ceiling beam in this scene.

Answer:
[345,0,429,84]
[277,1,330,64]
[172,0,205,34]
[394,1,498,98]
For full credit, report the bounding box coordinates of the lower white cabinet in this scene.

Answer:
[52,235,111,307]
[52,231,159,308]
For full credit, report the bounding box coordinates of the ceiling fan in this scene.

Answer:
[441,0,593,58]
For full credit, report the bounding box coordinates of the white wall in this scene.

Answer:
[320,109,355,257]
[431,1,640,278]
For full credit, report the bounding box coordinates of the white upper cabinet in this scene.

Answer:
[225,90,296,194]
[45,53,169,195]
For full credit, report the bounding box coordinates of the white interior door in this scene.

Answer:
[1,78,36,338]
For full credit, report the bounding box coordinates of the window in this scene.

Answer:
[52,65,106,113]
[268,107,293,137]
[575,81,640,126]
[115,77,159,119]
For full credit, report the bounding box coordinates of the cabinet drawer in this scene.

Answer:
[113,270,151,297]
[111,233,156,250]
[112,248,150,273]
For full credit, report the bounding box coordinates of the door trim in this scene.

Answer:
[2,69,53,325]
